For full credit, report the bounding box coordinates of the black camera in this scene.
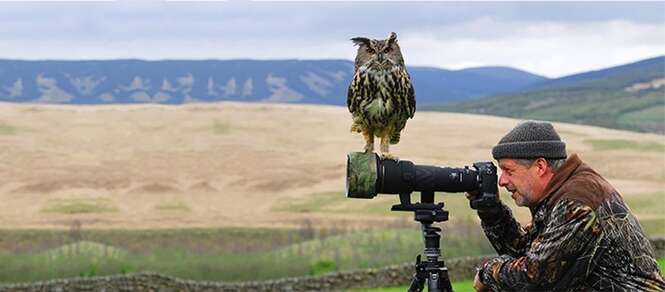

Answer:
[345,152,499,291]
[345,152,498,209]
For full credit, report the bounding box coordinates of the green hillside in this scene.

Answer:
[426,56,665,134]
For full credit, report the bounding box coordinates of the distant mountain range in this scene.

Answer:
[0,59,545,106]
[2,57,661,134]
[427,56,665,134]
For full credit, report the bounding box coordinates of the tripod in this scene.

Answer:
[392,191,453,292]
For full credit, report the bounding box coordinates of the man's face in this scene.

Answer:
[497,158,542,207]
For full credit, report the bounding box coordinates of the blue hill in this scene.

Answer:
[0,59,547,106]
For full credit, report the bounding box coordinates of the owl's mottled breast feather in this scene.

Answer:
[347,67,415,121]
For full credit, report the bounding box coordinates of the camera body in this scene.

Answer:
[346,152,498,209]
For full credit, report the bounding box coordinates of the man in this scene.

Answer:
[471,121,665,291]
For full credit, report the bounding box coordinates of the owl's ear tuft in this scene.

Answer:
[387,32,398,46]
[351,37,371,47]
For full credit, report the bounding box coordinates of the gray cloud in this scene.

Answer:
[0,1,663,77]
[2,2,662,40]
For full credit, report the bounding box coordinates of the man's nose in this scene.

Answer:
[498,172,509,187]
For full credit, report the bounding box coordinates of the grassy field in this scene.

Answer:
[0,103,662,283]
[0,103,662,230]
[0,223,495,283]
[0,222,661,283]
[0,227,324,255]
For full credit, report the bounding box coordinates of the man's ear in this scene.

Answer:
[535,158,550,176]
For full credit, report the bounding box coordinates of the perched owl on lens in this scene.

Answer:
[347,32,415,159]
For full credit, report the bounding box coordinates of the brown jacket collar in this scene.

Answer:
[534,153,582,207]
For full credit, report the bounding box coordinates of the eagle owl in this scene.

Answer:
[347,32,415,159]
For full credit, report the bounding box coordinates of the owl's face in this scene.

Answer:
[351,32,405,72]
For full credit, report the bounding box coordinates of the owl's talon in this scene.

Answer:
[381,153,398,161]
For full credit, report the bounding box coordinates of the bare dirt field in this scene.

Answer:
[0,102,663,230]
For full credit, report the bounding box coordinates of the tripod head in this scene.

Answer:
[391,191,448,224]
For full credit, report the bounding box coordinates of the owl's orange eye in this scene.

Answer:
[366,48,376,54]
[384,47,392,53]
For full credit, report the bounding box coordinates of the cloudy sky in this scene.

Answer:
[0,1,663,78]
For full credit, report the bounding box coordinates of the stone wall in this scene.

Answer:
[1,238,663,292]
[0,256,489,292]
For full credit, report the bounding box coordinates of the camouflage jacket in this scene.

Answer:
[477,154,665,291]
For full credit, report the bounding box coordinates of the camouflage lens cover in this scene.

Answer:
[346,152,379,198]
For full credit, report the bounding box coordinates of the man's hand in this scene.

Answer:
[474,271,489,292]
[465,189,480,202]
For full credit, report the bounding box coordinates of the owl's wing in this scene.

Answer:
[406,77,415,118]
[398,70,415,119]
[347,72,362,114]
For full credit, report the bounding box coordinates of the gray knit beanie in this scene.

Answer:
[492,121,567,160]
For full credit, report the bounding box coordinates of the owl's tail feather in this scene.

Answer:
[390,132,400,144]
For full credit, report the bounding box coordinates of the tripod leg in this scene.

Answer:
[407,255,426,292]
[434,266,453,292]
[408,276,425,292]
[423,269,454,292]
[427,271,441,292]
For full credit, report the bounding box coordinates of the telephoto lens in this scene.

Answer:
[346,152,480,198]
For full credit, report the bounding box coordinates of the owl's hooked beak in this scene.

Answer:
[377,53,385,63]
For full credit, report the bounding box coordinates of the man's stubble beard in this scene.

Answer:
[512,182,536,208]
